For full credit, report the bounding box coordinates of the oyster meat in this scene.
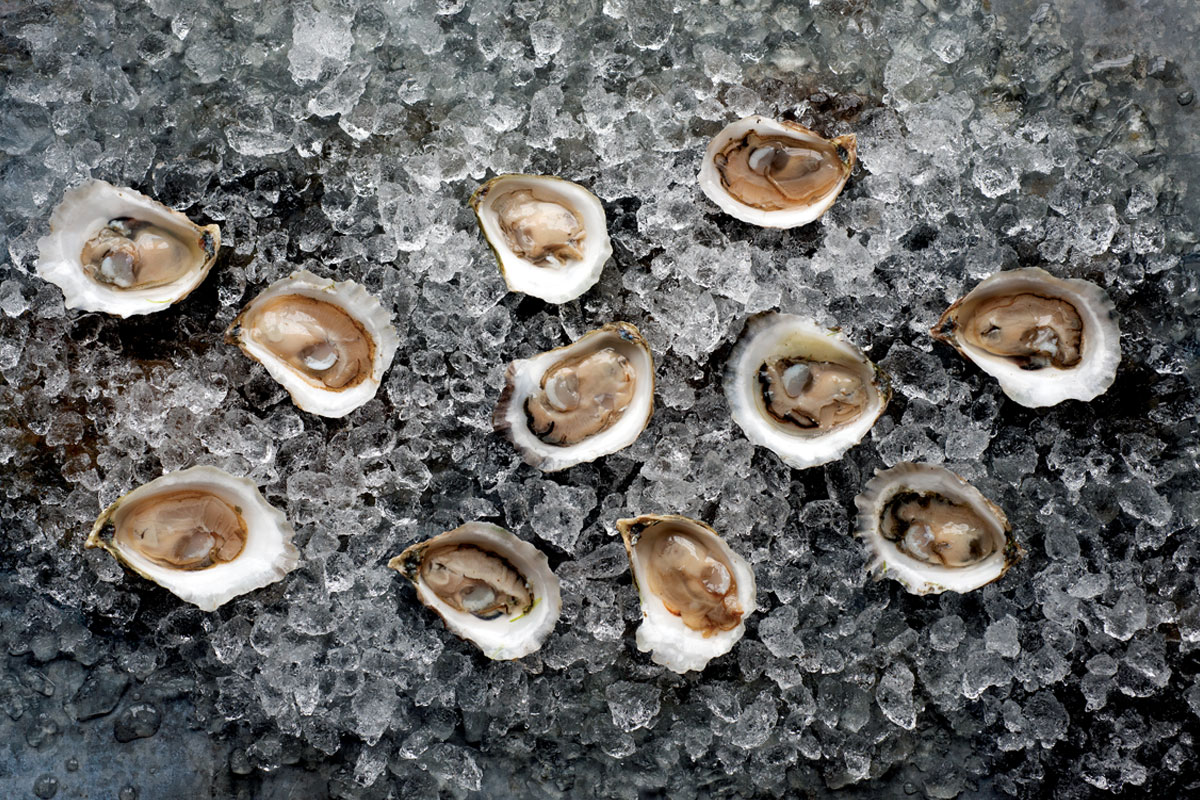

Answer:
[932,267,1121,407]
[389,522,562,660]
[698,116,856,228]
[725,313,890,469]
[227,270,399,418]
[618,514,757,674]
[854,463,1022,595]
[86,466,299,611]
[36,180,220,317]
[494,322,654,472]
[470,174,612,303]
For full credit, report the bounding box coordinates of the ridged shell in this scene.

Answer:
[86,466,299,611]
[388,522,562,660]
[494,322,655,472]
[226,270,399,418]
[854,462,1022,595]
[617,514,757,674]
[36,180,220,317]
[470,174,612,303]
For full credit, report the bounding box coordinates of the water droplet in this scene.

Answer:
[1179,89,1195,106]
[114,702,162,742]
[119,787,138,800]
[33,774,59,799]
[65,757,79,772]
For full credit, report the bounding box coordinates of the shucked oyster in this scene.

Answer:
[389,522,562,660]
[854,463,1022,595]
[618,515,757,673]
[86,466,298,611]
[226,270,399,418]
[932,267,1120,407]
[725,313,890,469]
[698,116,856,228]
[471,174,612,303]
[36,180,220,317]
[494,322,654,472]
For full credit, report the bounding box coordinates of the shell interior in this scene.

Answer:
[932,267,1121,408]
[470,174,612,304]
[86,465,299,611]
[854,463,1021,595]
[494,322,655,472]
[726,313,890,470]
[618,514,757,674]
[389,522,562,660]
[227,270,399,418]
[36,180,220,317]
[698,116,856,229]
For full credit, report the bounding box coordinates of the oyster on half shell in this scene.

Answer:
[36,180,220,317]
[494,322,654,472]
[226,270,399,418]
[932,267,1121,407]
[388,522,562,660]
[86,466,299,611]
[618,515,757,674]
[725,313,890,470]
[854,463,1022,595]
[471,174,612,303]
[699,116,857,228]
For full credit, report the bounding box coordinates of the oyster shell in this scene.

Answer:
[854,463,1022,595]
[36,180,220,317]
[932,267,1121,407]
[388,522,562,660]
[494,322,654,472]
[725,313,890,469]
[618,515,757,674]
[470,174,612,303]
[86,466,298,611]
[698,116,856,228]
[226,270,399,418]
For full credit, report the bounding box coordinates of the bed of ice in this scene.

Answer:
[2,0,1198,797]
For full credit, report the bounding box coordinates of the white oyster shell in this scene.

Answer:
[725,313,890,470]
[854,462,1022,595]
[494,322,655,472]
[932,267,1121,407]
[36,180,220,317]
[226,270,399,419]
[470,173,612,303]
[618,515,757,674]
[86,465,299,611]
[388,522,562,660]
[698,115,856,229]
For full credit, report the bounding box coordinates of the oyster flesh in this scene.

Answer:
[494,322,654,472]
[854,463,1022,595]
[618,514,757,674]
[725,313,890,469]
[226,270,399,418]
[86,466,299,611]
[932,267,1121,407]
[698,115,856,228]
[388,522,562,660]
[471,174,612,303]
[36,180,220,317]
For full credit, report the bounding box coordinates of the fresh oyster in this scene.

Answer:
[226,270,399,418]
[932,267,1121,407]
[470,174,612,303]
[698,115,857,228]
[36,180,220,317]
[725,313,890,469]
[617,515,756,673]
[854,463,1022,595]
[86,465,298,611]
[494,322,654,472]
[388,522,562,660]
